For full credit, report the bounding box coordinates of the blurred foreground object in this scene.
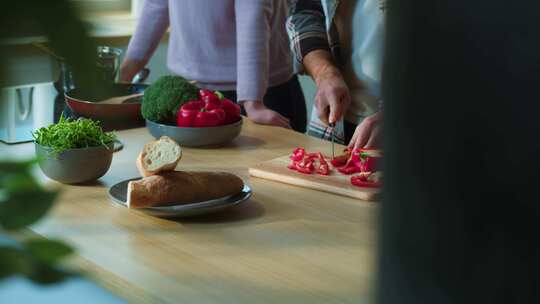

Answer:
[0,160,75,284]
[379,0,540,303]
[0,1,98,89]
[1,0,95,285]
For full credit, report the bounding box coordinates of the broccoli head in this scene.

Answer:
[141,75,199,124]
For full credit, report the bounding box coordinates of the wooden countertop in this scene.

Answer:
[2,120,379,303]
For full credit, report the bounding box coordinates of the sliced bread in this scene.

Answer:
[136,136,182,177]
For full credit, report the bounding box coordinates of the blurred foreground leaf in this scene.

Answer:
[0,159,74,284]
[24,239,74,264]
[0,246,31,280]
[0,185,58,231]
[1,0,94,286]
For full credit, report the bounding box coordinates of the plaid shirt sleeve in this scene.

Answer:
[286,0,332,74]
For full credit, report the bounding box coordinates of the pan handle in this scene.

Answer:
[132,68,150,84]
[112,139,124,153]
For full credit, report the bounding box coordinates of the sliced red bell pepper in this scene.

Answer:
[305,152,319,159]
[351,175,381,188]
[316,152,330,175]
[337,150,362,174]
[290,147,306,161]
[295,158,314,174]
[331,148,351,167]
[288,160,298,170]
[331,154,349,167]
[360,156,380,173]
[338,164,361,175]
[359,149,383,172]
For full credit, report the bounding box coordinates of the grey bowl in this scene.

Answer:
[35,142,114,184]
[146,118,243,147]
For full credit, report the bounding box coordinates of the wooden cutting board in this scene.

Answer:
[249,155,379,201]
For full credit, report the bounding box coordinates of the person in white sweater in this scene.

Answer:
[121,0,307,132]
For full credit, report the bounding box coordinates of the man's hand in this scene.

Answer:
[304,50,351,125]
[314,67,351,125]
[348,110,383,149]
[118,58,147,82]
[243,100,291,129]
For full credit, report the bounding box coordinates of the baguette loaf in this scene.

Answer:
[127,171,244,208]
[137,136,182,177]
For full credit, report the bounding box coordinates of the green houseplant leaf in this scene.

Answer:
[0,190,58,230]
[0,246,32,281]
[24,239,74,265]
[0,165,59,231]
[0,159,71,284]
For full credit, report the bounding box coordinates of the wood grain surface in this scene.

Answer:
[1,119,379,304]
[249,155,379,201]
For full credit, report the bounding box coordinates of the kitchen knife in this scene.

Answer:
[329,122,336,159]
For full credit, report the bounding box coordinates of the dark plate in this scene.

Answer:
[108,178,252,218]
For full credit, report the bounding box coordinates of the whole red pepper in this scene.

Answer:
[220,98,241,124]
[199,89,221,107]
[177,100,225,127]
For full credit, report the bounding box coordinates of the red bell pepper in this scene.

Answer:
[331,154,349,167]
[177,100,225,127]
[316,152,330,175]
[331,148,352,167]
[337,149,361,174]
[360,156,379,173]
[220,98,241,124]
[199,89,221,107]
[287,160,298,170]
[359,149,383,172]
[290,147,306,161]
[350,171,382,188]
[351,175,381,188]
[288,148,330,175]
[295,158,315,174]
[305,152,319,159]
[338,163,361,174]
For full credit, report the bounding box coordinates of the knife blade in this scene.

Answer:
[329,122,335,159]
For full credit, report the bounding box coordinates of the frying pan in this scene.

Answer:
[65,82,148,122]
[64,68,150,122]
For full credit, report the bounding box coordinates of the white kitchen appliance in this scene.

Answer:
[0,82,57,144]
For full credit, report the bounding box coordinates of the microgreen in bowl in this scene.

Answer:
[32,116,116,155]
